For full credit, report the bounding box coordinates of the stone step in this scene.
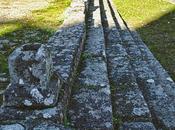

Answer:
[101,0,153,128]
[120,122,156,130]
[107,0,175,129]
[0,0,86,129]
[0,122,72,130]
[48,0,86,83]
[69,0,113,129]
[130,30,175,99]
[0,124,25,130]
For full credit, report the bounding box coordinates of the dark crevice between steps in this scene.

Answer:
[105,0,167,129]
[106,1,156,129]
[68,0,93,93]
[61,1,91,129]
[99,0,117,129]
[67,0,93,126]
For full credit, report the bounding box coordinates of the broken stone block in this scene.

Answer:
[4,44,62,108]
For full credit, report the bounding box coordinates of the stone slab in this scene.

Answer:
[120,122,156,130]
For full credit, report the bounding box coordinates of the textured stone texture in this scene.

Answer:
[4,44,61,108]
[0,0,86,129]
[0,124,25,130]
[102,0,151,122]
[69,0,113,129]
[108,0,175,128]
[0,103,64,124]
[120,122,156,130]
[69,58,113,129]
[1,0,175,129]
[48,0,86,82]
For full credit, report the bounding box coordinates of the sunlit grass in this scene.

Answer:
[27,0,70,30]
[0,0,71,74]
[114,0,175,79]
[114,0,175,28]
[0,23,22,37]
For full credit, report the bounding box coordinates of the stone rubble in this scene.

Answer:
[4,43,60,108]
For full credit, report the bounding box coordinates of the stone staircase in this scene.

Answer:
[0,0,175,129]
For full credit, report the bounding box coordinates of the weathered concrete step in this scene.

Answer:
[107,0,175,129]
[101,0,152,127]
[69,0,113,129]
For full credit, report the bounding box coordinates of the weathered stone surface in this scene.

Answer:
[84,27,106,57]
[107,0,175,128]
[69,0,113,129]
[107,43,151,121]
[0,123,25,130]
[102,0,151,122]
[33,122,71,130]
[2,0,175,129]
[79,57,109,87]
[4,44,61,108]
[69,88,113,129]
[48,0,86,82]
[69,58,113,129]
[120,30,175,129]
[0,0,86,129]
[120,122,156,130]
[0,103,64,123]
[131,30,175,98]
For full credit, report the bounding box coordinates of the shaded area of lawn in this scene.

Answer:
[0,0,71,74]
[114,0,175,79]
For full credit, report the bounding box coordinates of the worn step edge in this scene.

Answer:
[101,0,152,126]
[129,27,175,99]
[69,0,113,129]
[107,0,175,129]
[119,122,156,130]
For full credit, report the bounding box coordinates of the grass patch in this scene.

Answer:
[0,0,71,74]
[113,115,123,129]
[113,0,175,79]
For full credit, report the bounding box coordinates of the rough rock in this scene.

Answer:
[69,0,113,129]
[0,123,25,130]
[120,122,156,130]
[103,0,151,121]
[4,43,61,108]
[48,0,86,82]
[32,122,71,130]
[109,0,175,128]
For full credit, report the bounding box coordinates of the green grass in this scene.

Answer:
[113,0,175,79]
[0,0,71,74]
